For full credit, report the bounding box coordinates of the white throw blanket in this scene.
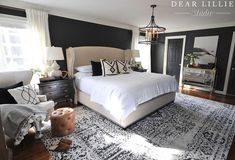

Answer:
[76,72,178,120]
[0,104,47,145]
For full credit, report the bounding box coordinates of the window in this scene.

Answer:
[132,32,151,72]
[0,26,31,71]
[136,43,151,72]
[0,15,43,71]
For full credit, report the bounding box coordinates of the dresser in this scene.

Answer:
[182,67,216,92]
[39,79,74,108]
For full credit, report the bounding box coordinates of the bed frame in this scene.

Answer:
[66,46,175,128]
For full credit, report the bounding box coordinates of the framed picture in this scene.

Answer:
[193,36,219,65]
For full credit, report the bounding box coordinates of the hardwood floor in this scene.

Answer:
[8,88,235,160]
[180,87,235,105]
[8,129,52,160]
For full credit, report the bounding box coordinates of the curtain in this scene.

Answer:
[26,9,51,69]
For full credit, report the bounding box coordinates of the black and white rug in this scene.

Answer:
[41,93,235,160]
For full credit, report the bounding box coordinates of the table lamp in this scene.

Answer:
[46,47,64,77]
[124,49,140,63]
[132,50,140,59]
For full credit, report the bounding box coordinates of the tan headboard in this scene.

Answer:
[66,46,133,77]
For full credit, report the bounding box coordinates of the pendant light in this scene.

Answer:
[139,5,166,44]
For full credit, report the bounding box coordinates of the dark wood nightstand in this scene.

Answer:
[38,79,74,108]
[134,69,147,72]
[131,66,147,72]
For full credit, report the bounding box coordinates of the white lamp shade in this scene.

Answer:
[124,49,140,59]
[132,50,140,58]
[46,47,64,61]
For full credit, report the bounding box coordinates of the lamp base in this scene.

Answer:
[51,61,60,70]
[48,60,62,77]
[49,70,62,77]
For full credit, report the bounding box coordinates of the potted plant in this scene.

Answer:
[184,53,199,66]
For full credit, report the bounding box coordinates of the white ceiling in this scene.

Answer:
[5,0,235,32]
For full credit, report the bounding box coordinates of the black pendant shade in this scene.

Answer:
[139,5,166,45]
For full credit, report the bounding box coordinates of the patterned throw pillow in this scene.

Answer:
[116,60,131,74]
[100,59,118,76]
[8,84,40,104]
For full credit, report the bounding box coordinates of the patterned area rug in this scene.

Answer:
[41,93,235,160]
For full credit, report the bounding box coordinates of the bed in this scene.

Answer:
[66,46,177,128]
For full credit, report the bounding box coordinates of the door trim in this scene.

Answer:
[224,31,235,94]
[163,35,186,86]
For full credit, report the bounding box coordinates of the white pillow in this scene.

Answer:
[74,72,92,79]
[100,59,118,76]
[116,60,131,74]
[8,84,40,105]
[75,65,92,73]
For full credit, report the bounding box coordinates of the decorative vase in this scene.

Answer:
[190,58,195,65]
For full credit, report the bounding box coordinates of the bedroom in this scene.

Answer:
[0,0,235,159]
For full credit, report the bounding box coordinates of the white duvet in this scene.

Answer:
[75,72,178,120]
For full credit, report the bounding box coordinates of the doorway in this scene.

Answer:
[224,31,235,96]
[163,36,186,86]
[228,49,235,95]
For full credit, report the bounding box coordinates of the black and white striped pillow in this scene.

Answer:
[100,59,118,76]
[116,60,131,74]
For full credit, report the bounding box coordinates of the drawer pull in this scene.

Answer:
[47,86,56,89]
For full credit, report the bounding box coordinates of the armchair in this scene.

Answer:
[0,70,55,147]
[0,70,54,115]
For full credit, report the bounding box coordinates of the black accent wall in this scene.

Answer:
[0,5,26,17]
[48,15,132,70]
[151,26,235,91]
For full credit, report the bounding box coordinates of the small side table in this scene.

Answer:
[50,107,75,137]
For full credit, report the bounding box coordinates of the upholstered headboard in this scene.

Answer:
[66,46,133,77]
[0,70,33,88]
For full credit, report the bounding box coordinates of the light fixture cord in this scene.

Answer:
[152,6,154,16]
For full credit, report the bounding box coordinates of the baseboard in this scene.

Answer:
[214,90,226,95]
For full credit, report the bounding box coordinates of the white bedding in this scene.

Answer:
[75,72,178,120]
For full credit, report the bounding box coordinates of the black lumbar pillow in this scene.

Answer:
[91,61,102,76]
[0,81,23,104]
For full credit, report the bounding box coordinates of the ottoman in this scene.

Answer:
[50,107,75,137]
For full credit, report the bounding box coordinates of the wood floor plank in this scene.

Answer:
[8,130,52,160]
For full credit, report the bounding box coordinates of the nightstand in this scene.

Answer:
[134,69,147,72]
[38,79,74,108]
